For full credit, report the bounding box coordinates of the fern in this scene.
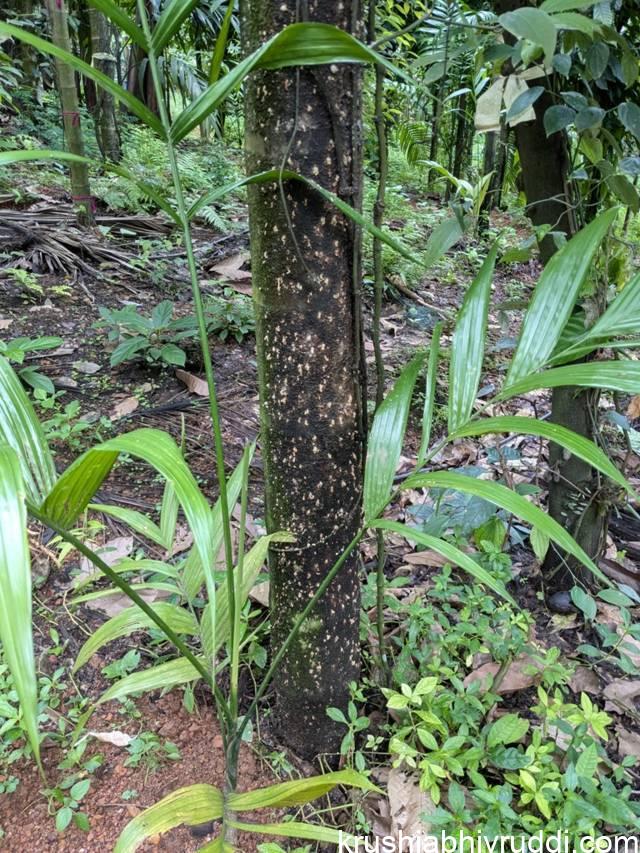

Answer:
[397,121,430,167]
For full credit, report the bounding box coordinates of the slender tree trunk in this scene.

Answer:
[47,0,94,226]
[77,0,97,114]
[496,0,606,599]
[243,0,364,758]
[89,7,121,161]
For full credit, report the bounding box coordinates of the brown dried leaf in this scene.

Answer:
[249,581,270,608]
[403,550,448,568]
[176,368,209,397]
[111,395,139,419]
[73,360,101,374]
[616,725,640,759]
[603,679,640,714]
[211,251,251,281]
[0,318,12,330]
[464,654,544,694]
[388,768,437,842]
[569,666,601,695]
[627,395,640,420]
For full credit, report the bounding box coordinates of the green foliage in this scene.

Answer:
[0,335,62,395]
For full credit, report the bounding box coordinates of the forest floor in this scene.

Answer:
[1,179,640,850]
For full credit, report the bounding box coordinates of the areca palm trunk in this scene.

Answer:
[243,0,365,757]
[47,0,94,226]
[89,7,121,161]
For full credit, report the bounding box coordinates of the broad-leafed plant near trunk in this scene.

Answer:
[0,2,639,851]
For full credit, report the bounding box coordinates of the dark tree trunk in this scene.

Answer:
[89,7,120,161]
[451,91,468,180]
[242,0,364,757]
[496,0,606,597]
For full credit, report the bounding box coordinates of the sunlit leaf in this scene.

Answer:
[98,656,204,704]
[227,769,380,811]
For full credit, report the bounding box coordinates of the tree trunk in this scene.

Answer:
[496,0,606,597]
[243,0,364,758]
[47,0,94,226]
[89,7,121,161]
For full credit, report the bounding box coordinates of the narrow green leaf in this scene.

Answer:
[422,215,465,268]
[0,446,40,767]
[90,503,166,548]
[171,23,402,142]
[363,353,425,521]
[418,322,442,467]
[87,0,147,48]
[227,819,351,845]
[506,209,617,386]
[159,479,179,550]
[402,471,609,585]
[565,271,640,354]
[114,784,223,853]
[541,0,595,11]
[190,169,417,263]
[450,416,634,496]
[227,770,380,812]
[209,1,235,86]
[151,0,202,53]
[74,603,198,672]
[501,361,640,399]
[448,246,498,432]
[369,519,515,604]
[0,355,56,505]
[73,558,180,592]
[0,23,163,135]
[71,581,179,605]
[98,656,204,704]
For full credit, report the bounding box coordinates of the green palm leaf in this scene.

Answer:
[506,209,618,386]
[448,245,498,431]
[99,656,204,704]
[0,446,40,767]
[500,361,640,399]
[87,0,147,47]
[227,769,380,811]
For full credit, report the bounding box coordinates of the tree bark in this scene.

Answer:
[47,0,94,226]
[89,7,121,161]
[242,0,364,758]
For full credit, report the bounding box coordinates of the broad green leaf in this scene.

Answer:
[575,743,599,778]
[450,416,634,496]
[499,8,557,64]
[87,0,147,48]
[402,471,609,585]
[114,784,223,853]
[98,656,204,704]
[0,23,162,135]
[448,246,497,432]
[43,429,214,573]
[227,819,353,845]
[200,532,294,658]
[363,353,425,521]
[571,586,597,620]
[152,0,202,53]
[0,355,56,505]
[418,322,442,467]
[0,446,40,767]
[501,361,640,399]
[369,519,515,605]
[422,215,465,268]
[227,770,380,812]
[183,449,249,600]
[541,0,594,10]
[74,603,198,672]
[506,209,617,386]
[189,170,417,263]
[487,714,530,749]
[160,480,179,550]
[90,503,166,548]
[552,11,601,34]
[544,104,576,136]
[171,23,402,142]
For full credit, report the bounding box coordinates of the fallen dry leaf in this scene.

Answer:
[211,251,251,281]
[0,318,12,330]
[73,360,101,374]
[387,768,437,842]
[403,550,448,568]
[75,536,134,588]
[616,725,640,759]
[569,666,601,695]
[83,586,169,618]
[464,654,544,694]
[627,395,640,420]
[249,581,270,608]
[111,395,139,419]
[87,730,133,748]
[603,679,640,714]
[176,368,209,397]
[53,376,78,389]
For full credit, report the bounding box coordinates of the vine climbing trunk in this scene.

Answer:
[242,0,365,757]
[89,7,121,161]
[47,0,94,226]
[496,0,606,600]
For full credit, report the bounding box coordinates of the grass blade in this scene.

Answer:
[98,656,204,704]
[448,245,498,432]
[0,446,40,767]
[500,361,640,398]
[227,770,380,811]
[418,322,442,467]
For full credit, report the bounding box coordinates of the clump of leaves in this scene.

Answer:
[2,267,44,301]
[95,300,194,367]
[204,290,255,343]
[0,335,62,395]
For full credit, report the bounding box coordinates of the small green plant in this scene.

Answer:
[204,290,255,343]
[124,731,181,773]
[2,267,44,301]
[44,776,92,833]
[95,300,194,367]
[0,335,62,395]
[38,396,93,450]
[101,649,142,681]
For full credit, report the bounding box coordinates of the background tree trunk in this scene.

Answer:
[47,0,94,226]
[243,0,364,758]
[89,7,121,161]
